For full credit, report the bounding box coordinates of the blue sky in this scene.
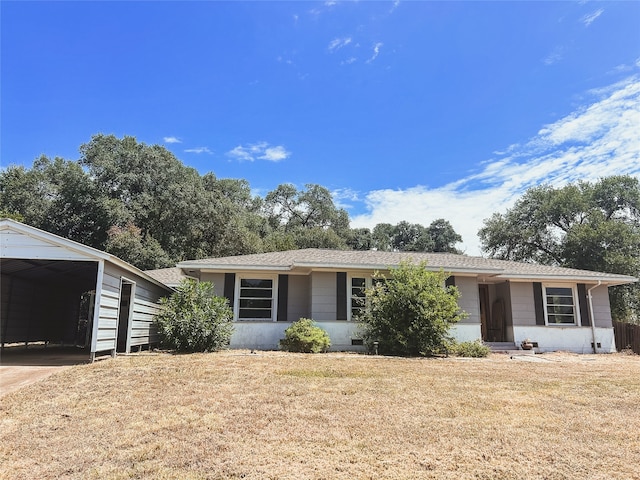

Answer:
[2,1,639,254]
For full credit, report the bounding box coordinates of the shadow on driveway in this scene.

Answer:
[1,346,91,397]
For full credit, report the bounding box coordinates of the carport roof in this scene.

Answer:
[0,219,171,291]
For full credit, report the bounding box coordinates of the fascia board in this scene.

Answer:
[501,274,638,285]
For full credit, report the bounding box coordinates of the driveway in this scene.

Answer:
[0,346,90,397]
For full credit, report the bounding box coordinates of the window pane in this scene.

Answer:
[548,314,576,324]
[547,305,574,315]
[239,309,272,319]
[241,279,272,288]
[240,288,273,298]
[352,278,366,288]
[240,299,272,309]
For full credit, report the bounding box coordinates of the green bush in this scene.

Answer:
[359,261,467,356]
[155,279,234,352]
[449,340,490,358]
[280,318,331,353]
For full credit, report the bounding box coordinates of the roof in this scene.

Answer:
[0,218,173,292]
[178,248,638,285]
[145,267,187,287]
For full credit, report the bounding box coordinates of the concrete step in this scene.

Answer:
[486,342,536,355]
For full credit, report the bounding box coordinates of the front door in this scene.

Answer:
[479,285,506,342]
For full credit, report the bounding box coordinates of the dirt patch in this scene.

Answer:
[0,346,90,397]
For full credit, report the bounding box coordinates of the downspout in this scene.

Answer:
[587,281,601,354]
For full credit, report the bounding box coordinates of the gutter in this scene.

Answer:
[587,281,602,354]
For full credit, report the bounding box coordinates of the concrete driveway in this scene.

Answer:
[0,346,90,397]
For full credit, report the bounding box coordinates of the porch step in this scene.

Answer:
[485,342,535,355]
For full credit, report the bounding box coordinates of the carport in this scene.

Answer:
[1,219,172,362]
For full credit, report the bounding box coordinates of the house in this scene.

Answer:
[0,219,173,361]
[176,248,637,353]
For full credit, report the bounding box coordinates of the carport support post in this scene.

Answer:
[89,260,105,363]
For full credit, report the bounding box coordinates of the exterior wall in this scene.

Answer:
[287,275,310,322]
[590,285,613,328]
[510,282,537,326]
[456,276,480,324]
[310,272,337,321]
[94,262,170,354]
[230,320,364,351]
[200,272,225,297]
[450,323,482,342]
[512,326,616,353]
[0,228,92,261]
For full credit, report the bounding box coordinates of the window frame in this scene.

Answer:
[542,284,581,326]
[234,274,278,322]
[349,275,368,322]
[348,274,386,322]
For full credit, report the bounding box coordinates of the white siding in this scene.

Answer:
[510,282,537,326]
[200,272,225,297]
[590,285,613,328]
[310,272,337,321]
[287,275,310,322]
[0,229,94,261]
[456,276,480,324]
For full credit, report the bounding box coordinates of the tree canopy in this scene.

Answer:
[0,134,464,269]
[478,176,640,322]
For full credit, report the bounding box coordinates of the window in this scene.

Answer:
[544,285,579,325]
[349,276,387,321]
[237,277,276,321]
[350,277,367,320]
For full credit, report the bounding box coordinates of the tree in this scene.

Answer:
[366,220,463,253]
[427,218,463,253]
[263,183,350,250]
[358,262,467,356]
[0,156,114,248]
[155,279,234,352]
[478,176,640,322]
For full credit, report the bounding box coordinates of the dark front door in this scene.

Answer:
[479,285,505,342]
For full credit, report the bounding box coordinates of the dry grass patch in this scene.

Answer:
[1,351,639,479]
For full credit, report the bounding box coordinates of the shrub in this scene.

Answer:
[155,279,234,352]
[449,340,490,358]
[359,261,467,356]
[280,318,331,353]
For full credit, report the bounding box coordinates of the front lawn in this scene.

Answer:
[1,351,638,479]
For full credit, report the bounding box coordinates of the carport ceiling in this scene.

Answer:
[1,259,98,290]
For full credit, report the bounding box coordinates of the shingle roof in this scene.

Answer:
[144,267,186,287]
[177,248,637,284]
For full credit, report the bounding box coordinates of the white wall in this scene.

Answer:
[230,320,363,351]
[512,326,616,353]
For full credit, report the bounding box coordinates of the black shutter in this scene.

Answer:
[277,274,289,322]
[577,283,590,326]
[445,276,456,287]
[336,272,347,320]
[224,273,236,307]
[533,282,545,325]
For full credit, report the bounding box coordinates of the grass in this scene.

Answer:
[1,351,639,479]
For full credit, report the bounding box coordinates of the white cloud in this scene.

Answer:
[184,147,212,154]
[259,146,290,162]
[366,42,383,63]
[582,9,604,27]
[227,142,291,162]
[543,46,564,66]
[163,136,181,144]
[390,0,400,13]
[350,76,640,256]
[328,37,352,52]
[341,57,357,66]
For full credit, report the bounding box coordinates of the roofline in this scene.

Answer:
[497,274,638,285]
[0,219,172,292]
